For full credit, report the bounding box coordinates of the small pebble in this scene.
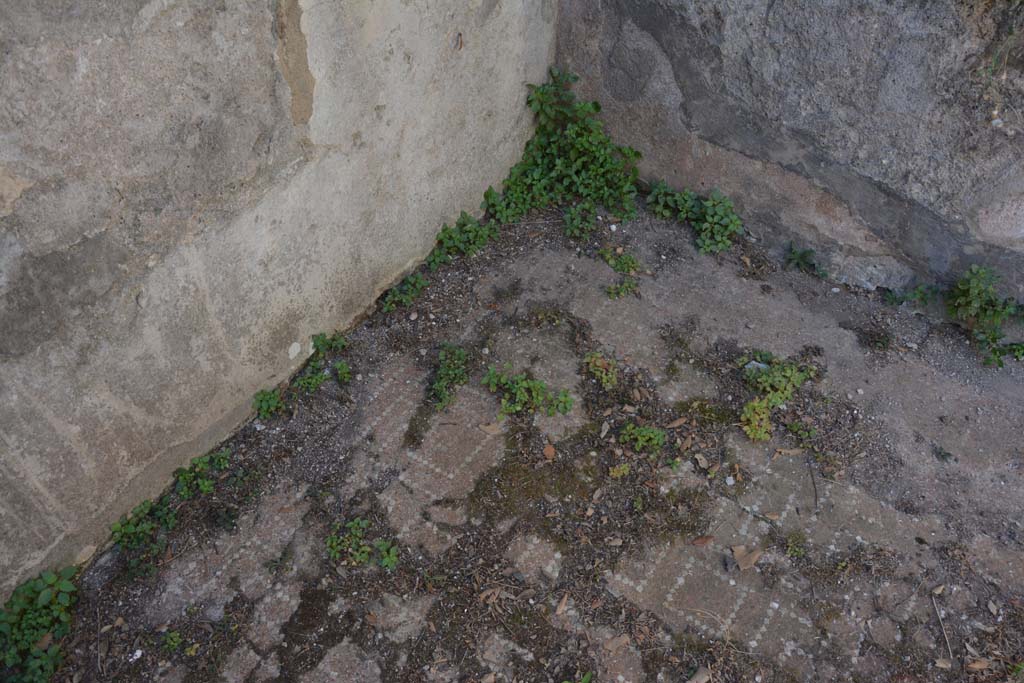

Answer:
[831,287,841,293]
[409,312,418,320]
[857,388,864,395]
[725,476,735,486]
[356,374,363,381]
[610,225,617,232]
[482,347,490,355]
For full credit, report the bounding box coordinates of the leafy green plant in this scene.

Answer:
[739,354,816,442]
[334,360,352,384]
[561,673,593,683]
[563,200,597,239]
[609,463,631,479]
[620,423,666,453]
[740,397,772,442]
[293,331,350,392]
[426,211,499,270]
[482,68,640,225]
[482,186,517,224]
[606,277,639,300]
[646,180,701,222]
[325,518,372,566]
[432,344,469,410]
[173,450,231,500]
[785,243,827,278]
[1,567,77,683]
[253,389,284,420]
[694,191,742,254]
[785,531,807,559]
[884,284,940,307]
[946,265,1022,366]
[382,272,429,312]
[482,365,573,418]
[744,356,816,408]
[110,496,177,575]
[162,630,183,653]
[947,266,1015,333]
[325,519,398,570]
[584,352,618,390]
[785,422,817,444]
[293,360,328,393]
[598,247,641,275]
[312,331,348,356]
[211,448,231,471]
[374,540,399,571]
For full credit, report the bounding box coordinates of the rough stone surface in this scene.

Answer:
[0,0,557,594]
[557,0,1024,289]
[146,482,309,626]
[301,639,380,683]
[52,212,1024,682]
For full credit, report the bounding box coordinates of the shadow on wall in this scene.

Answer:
[557,0,1024,291]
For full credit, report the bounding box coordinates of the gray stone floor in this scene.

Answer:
[60,211,1024,682]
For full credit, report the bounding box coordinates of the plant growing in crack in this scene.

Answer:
[253,389,284,420]
[432,343,469,410]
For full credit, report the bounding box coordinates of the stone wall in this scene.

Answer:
[557,0,1024,290]
[0,0,556,595]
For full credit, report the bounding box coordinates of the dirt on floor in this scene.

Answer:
[49,207,1024,683]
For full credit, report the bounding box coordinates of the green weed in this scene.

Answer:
[173,449,230,500]
[609,463,631,479]
[334,360,352,384]
[482,365,573,418]
[110,496,177,576]
[785,422,817,444]
[432,344,469,410]
[620,423,666,453]
[743,355,816,408]
[373,540,399,571]
[606,278,639,300]
[785,242,827,278]
[325,519,398,570]
[0,567,77,683]
[563,200,597,239]
[253,389,284,420]
[162,630,183,653]
[382,272,429,313]
[646,180,701,222]
[884,284,940,307]
[584,352,618,390]
[326,518,372,566]
[785,531,808,559]
[598,247,641,275]
[695,191,743,254]
[561,674,593,683]
[482,68,640,225]
[947,265,1022,367]
[293,359,328,393]
[739,354,816,442]
[296,331,349,393]
[740,397,772,442]
[312,331,348,356]
[427,211,498,270]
